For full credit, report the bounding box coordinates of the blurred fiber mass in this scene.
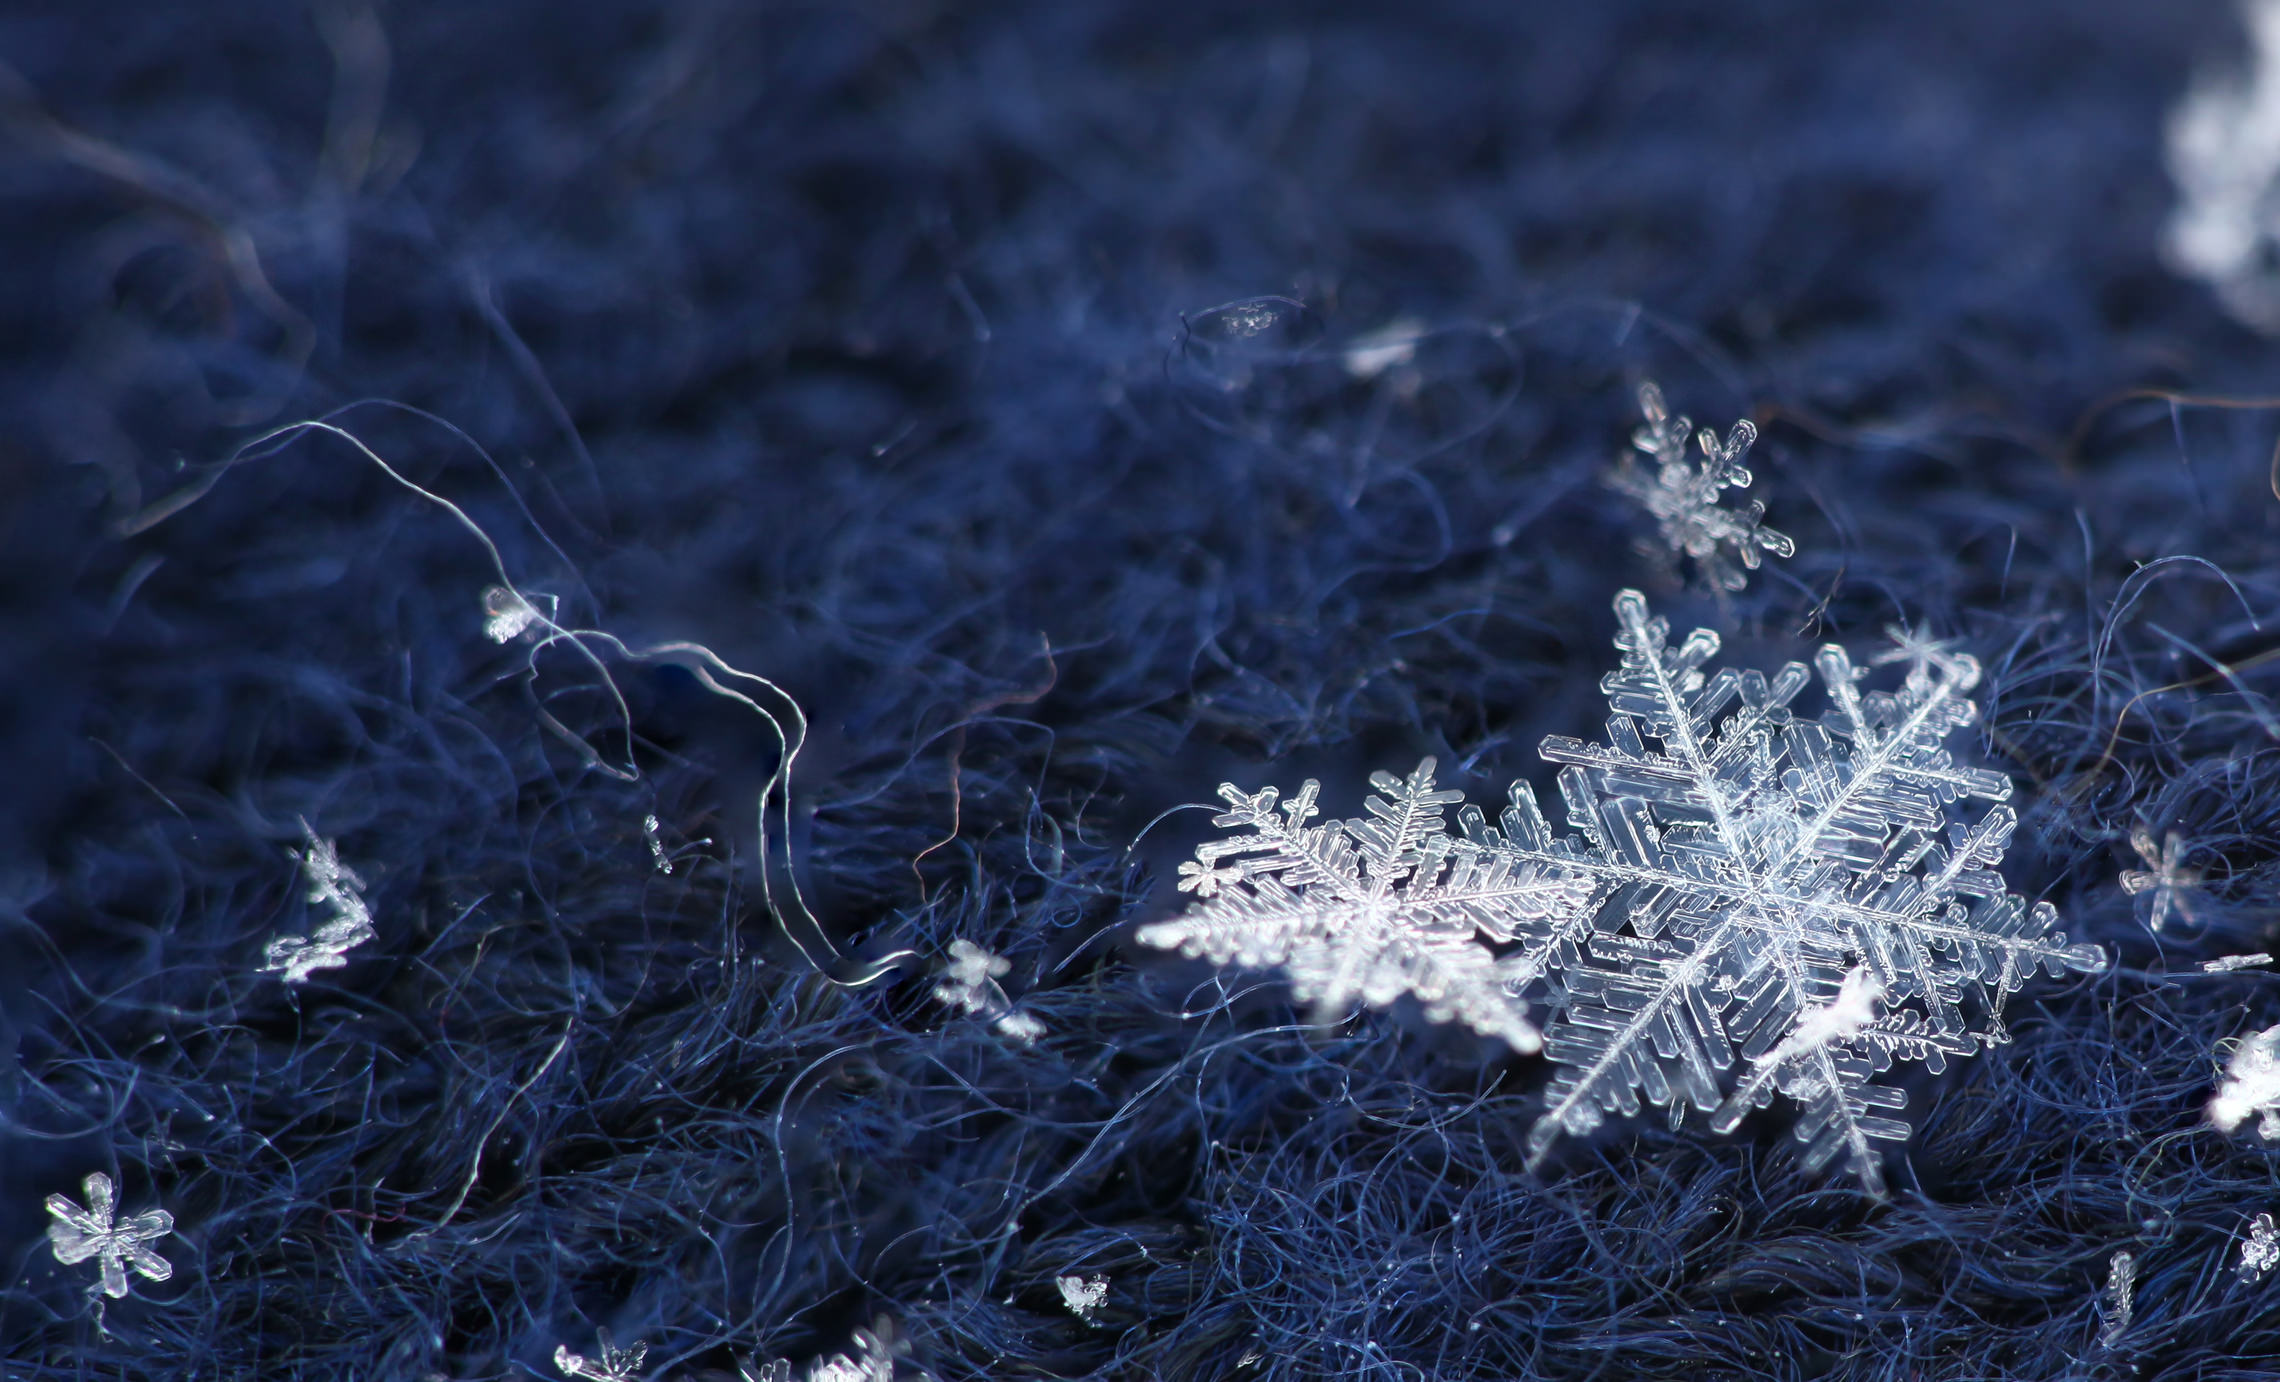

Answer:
[4,0,2280,1378]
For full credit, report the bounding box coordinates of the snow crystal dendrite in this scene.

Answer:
[2241,1212,2280,1283]
[1057,1272,1110,1324]
[932,939,1046,1044]
[1606,381,1793,594]
[2099,1250,2136,1350]
[742,1319,908,1382]
[1143,590,2105,1190]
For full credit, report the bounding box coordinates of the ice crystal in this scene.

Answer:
[932,939,1045,1044]
[556,1332,647,1382]
[1145,589,2103,1190]
[1136,759,1598,1054]
[2211,1022,2280,1140]
[482,584,542,642]
[261,824,376,984]
[808,1321,902,1382]
[2204,953,2270,973]
[742,1318,911,1382]
[1056,1272,1109,1324]
[2243,1212,2280,1283]
[45,1172,174,1300]
[1606,381,1793,594]
[1516,591,2105,1192]
[2099,1250,2136,1349]
[2120,826,2205,933]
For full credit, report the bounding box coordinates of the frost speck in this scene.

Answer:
[1057,1272,1109,1324]
[261,823,376,985]
[2210,1022,2280,1140]
[2242,1212,2280,1284]
[796,1320,904,1382]
[932,939,1044,1044]
[45,1172,173,1300]
[993,1010,1047,1043]
[2099,1250,2136,1349]
[556,1333,647,1382]
[1513,594,2102,1193]
[482,584,543,642]
[1342,319,1422,380]
[2203,952,2270,973]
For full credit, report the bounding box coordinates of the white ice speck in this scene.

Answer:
[2099,1250,2135,1349]
[1056,1272,1109,1324]
[261,823,376,984]
[482,584,542,643]
[2241,1212,2280,1283]
[2211,1022,2280,1141]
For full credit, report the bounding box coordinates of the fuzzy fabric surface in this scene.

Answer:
[5,1,2280,1378]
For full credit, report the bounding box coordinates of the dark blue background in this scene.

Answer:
[4,1,2279,1377]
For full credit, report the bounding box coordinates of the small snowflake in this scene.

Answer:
[805,1321,901,1382]
[2121,827,2205,933]
[261,823,376,984]
[555,1331,646,1382]
[2211,1022,2280,1140]
[45,1172,174,1300]
[2242,1212,2280,1284]
[932,939,1044,1044]
[1606,381,1793,594]
[1056,1272,1109,1324]
[482,584,543,643]
[2098,1250,2136,1349]
[1867,621,1973,691]
[2204,952,2271,973]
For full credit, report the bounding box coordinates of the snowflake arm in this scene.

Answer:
[1606,381,1794,594]
[2099,1250,2136,1350]
[1516,591,2105,1192]
[1138,759,1599,1054]
[45,1172,174,1299]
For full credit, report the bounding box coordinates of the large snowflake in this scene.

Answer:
[1141,590,2107,1192]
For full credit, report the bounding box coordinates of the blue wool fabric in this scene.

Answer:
[2,1,2278,1378]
